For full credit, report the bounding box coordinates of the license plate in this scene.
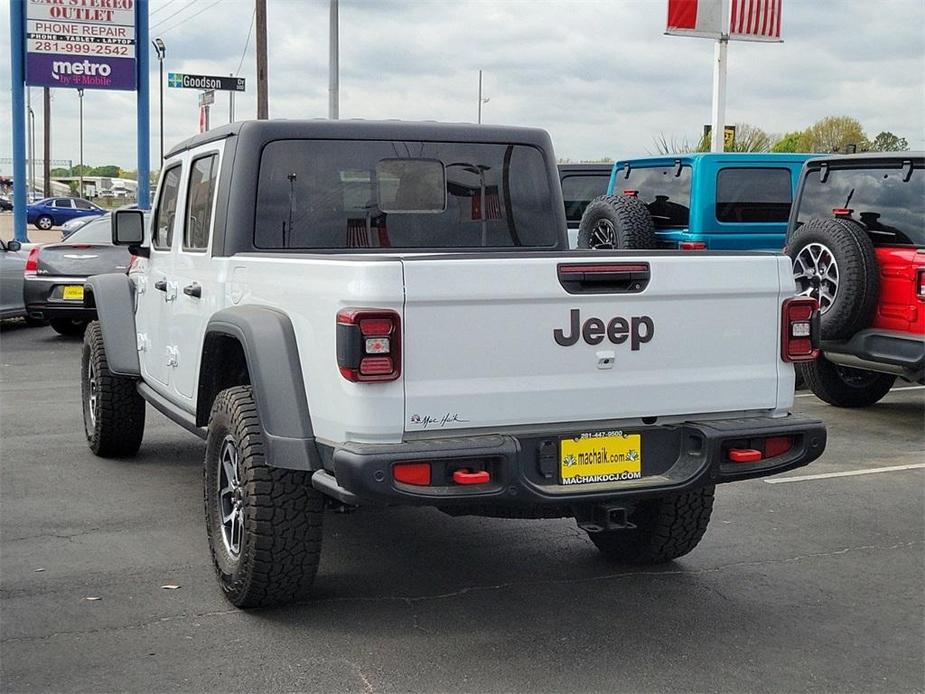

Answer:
[62,285,84,301]
[560,432,643,486]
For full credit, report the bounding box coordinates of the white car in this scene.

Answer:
[84,120,827,608]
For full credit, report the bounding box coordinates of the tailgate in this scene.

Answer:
[401,254,788,433]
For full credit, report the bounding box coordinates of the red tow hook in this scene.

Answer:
[452,469,490,485]
[727,448,763,463]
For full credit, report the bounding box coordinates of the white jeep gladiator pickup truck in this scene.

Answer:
[83,120,826,608]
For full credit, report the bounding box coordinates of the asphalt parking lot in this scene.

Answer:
[1,320,923,693]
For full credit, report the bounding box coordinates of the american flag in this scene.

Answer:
[729,0,782,41]
[666,0,782,42]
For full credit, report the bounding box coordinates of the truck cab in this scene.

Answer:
[604,153,811,251]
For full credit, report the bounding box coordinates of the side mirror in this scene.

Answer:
[6,240,22,252]
[112,209,145,246]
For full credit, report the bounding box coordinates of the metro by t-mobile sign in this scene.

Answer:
[25,0,137,90]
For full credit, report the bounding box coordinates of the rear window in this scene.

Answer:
[561,174,611,223]
[254,139,557,249]
[796,164,925,246]
[66,216,112,244]
[614,165,691,228]
[716,168,792,223]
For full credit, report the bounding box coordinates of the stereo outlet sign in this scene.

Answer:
[25,0,137,91]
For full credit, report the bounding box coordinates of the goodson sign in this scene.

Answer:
[168,73,247,92]
[25,0,137,91]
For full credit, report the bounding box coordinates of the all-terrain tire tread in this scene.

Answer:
[82,321,145,457]
[578,195,658,249]
[205,386,323,608]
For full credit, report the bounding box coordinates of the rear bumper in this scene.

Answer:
[822,329,924,382]
[316,414,826,507]
[24,276,96,321]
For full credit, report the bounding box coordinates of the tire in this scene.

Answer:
[788,217,878,340]
[204,386,323,608]
[586,486,714,564]
[577,195,657,250]
[81,321,145,457]
[35,214,54,231]
[800,355,896,408]
[50,317,88,336]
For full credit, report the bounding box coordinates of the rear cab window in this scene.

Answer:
[613,165,691,228]
[716,168,792,223]
[184,154,219,251]
[561,174,611,224]
[796,163,924,247]
[254,140,558,249]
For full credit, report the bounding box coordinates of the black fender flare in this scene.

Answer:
[202,306,320,471]
[84,273,140,377]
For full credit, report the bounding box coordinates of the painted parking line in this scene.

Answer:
[796,385,925,398]
[765,463,925,484]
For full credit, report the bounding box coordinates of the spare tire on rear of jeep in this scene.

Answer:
[577,195,658,250]
[787,217,879,341]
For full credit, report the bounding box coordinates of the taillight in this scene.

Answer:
[917,268,925,300]
[336,309,401,382]
[680,241,707,250]
[24,247,40,276]
[781,297,820,362]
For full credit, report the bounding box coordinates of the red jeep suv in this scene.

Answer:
[786,153,924,407]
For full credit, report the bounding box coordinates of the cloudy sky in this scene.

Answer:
[1,0,923,171]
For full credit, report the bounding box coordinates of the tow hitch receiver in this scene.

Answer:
[575,504,637,533]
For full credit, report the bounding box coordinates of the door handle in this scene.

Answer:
[154,279,168,292]
[183,282,202,299]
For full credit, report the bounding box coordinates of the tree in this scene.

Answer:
[651,122,770,155]
[867,131,909,152]
[771,131,804,153]
[90,165,121,178]
[798,116,866,153]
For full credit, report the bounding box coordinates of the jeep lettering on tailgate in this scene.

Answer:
[554,309,655,350]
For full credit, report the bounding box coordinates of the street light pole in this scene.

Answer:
[329,0,339,119]
[477,70,489,124]
[77,88,84,197]
[152,37,166,167]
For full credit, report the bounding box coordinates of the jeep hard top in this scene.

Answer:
[577,153,811,251]
[82,120,826,607]
[786,152,924,406]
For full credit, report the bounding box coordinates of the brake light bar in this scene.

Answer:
[337,309,401,382]
[24,247,40,276]
[781,297,820,362]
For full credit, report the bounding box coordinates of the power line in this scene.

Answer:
[155,0,226,36]
[150,0,197,30]
[150,0,181,18]
[235,8,256,76]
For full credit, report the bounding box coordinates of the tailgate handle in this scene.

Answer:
[557,263,650,294]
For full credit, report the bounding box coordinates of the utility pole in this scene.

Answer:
[43,87,51,198]
[328,0,338,119]
[255,0,268,119]
[229,73,235,123]
[152,37,166,167]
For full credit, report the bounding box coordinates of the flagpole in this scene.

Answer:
[710,0,731,152]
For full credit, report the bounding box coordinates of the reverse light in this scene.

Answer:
[917,268,925,300]
[781,297,820,362]
[24,247,40,276]
[337,308,401,382]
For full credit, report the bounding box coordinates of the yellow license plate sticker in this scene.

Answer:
[560,433,642,486]
[62,285,84,301]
